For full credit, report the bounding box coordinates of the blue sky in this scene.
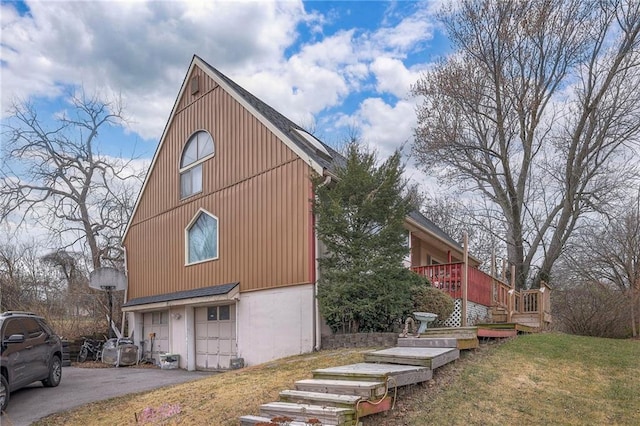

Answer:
[1,0,451,165]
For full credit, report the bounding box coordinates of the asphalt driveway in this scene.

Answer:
[2,365,215,426]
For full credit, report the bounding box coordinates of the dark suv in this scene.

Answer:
[0,311,63,412]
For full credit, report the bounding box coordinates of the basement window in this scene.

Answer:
[180,130,214,199]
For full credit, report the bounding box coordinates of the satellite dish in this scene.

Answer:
[89,267,127,291]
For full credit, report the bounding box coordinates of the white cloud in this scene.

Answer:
[1,0,309,140]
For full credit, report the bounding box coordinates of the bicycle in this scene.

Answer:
[77,337,105,362]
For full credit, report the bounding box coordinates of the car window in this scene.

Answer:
[23,318,45,339]
[3,318,25,339]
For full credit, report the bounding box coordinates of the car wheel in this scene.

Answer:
[77,346,88,363]
[42,355,62,387]
[0,374,9,413]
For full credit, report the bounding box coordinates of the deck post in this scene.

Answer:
[462,232,468,327]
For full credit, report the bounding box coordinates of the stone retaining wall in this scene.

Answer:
[321,332,398,350]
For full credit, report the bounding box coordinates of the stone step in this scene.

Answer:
[312,362,432,387]
[364,347,460,369]
[279,390,392,418]
[260,401,355,426]
[239,415,314,426]
[295,378,386,398]
[397,337,458,348]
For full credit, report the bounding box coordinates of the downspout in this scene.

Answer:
[314,175,331,351]
[122,246,129,337]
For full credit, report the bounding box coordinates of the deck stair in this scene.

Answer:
[240,341,461,425]
[364,347,459,368]
[396,336,458,349]
[417,326,480,350]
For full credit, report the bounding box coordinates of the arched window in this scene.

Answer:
[186,210,218,264]
[180,131,214,198]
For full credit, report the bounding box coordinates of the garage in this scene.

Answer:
[142,311,169,360]
[195,304,237,370]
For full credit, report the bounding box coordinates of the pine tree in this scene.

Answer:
[314,143,423,332]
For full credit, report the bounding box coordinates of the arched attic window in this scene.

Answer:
[185,209,219,265]
[180,130,214,198]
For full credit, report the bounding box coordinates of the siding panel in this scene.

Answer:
[124,64,313,299]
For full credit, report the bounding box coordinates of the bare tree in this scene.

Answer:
[563,191,640,336]
[1,91,145,269]
[413,0,640,288]
[420,193,505,272]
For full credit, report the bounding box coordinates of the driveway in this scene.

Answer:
[2,366,215,426]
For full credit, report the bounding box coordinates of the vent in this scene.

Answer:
[190,75,200,95]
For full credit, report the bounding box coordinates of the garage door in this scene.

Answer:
[195,304,236,370]
[143,311,169,361]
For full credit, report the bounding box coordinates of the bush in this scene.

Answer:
[553,284,632,338]
[411,285,455,321]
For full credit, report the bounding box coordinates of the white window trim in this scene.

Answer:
[185,208,219,266]
[179,129,215,200]
[179,153,215,174]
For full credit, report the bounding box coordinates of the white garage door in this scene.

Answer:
[195,304,236,370]
[143,311,169,361]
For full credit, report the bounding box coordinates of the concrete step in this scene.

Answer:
[260,401,355,426]
[295,378,386,398]
[397,337,458,348]
[364,347,460,369]
[240,415,315,426]
[312,362,432,387]
[279,389,393,418]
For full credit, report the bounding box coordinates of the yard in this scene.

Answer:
[35,333,639,425]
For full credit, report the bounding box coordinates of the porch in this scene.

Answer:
[410,262,552,330]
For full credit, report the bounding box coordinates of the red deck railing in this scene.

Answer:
[411,263,492,306]
[411,262,552,327]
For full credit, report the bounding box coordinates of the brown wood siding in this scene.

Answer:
[124,65,313,299]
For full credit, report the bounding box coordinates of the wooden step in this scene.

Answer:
[279,390,393,418]
[477,328,517,338]
[312,362,432,387]
[260,401,355,426]
[364,347,459,369]
[419,326,478,339]
[397,337,458,348]
[239,415,313,426]
[295,378,386,398]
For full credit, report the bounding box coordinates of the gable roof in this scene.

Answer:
[122,55,461,254]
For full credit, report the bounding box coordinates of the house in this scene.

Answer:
[121,55,549,371]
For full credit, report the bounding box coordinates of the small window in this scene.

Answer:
[207,305,232,322]
[180,131,214,198]
[2,319,24,339]
[186,210,219,264]
[152,312,168,325]
[207,307,217,321]
[219,305,230,321]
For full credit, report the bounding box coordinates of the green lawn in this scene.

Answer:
[34,333,639,426]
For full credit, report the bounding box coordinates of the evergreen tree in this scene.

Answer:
[314,143,423,332]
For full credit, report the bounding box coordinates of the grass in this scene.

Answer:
[34,333,639,426]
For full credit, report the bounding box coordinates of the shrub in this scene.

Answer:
[411,285,455,321]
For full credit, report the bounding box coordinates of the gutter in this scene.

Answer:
[314,174,331,351]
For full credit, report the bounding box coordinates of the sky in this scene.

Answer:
[0,0,454,245]
[1,0,451,160]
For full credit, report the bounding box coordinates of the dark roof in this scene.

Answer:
[408,210,463,249]
[123,282,239,307]
[195,56,458,250]
[197,55,345,172]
